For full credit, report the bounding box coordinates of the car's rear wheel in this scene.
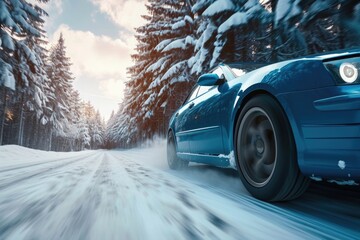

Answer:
[235,95,309,201]
[167,131,188,170]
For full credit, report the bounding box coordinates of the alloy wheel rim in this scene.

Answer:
[238,107,277,187]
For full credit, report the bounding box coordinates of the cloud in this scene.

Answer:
[90,0,147,33]
[48,0,63,15]
[99,78,126,101]
[51,24,131,79]
[51,25,132,120]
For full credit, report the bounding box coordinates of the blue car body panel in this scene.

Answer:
[169,50,360,180]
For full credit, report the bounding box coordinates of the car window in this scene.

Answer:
[230,67,246,77]
[184,86,199,103]
[212,67,225,78]
[197,86,212,97]
[221,65,243,80]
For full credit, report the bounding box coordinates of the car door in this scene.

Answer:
[188,67,228,155]
[174,86,199,153]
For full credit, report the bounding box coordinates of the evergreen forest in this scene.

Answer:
[1,0,359,150]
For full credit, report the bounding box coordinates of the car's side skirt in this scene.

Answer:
[176,126,220,136]
[177,152,230,168]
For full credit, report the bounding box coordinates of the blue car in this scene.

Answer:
[167,50,360,201]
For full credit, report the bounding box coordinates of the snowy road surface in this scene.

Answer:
[0,143,359,240]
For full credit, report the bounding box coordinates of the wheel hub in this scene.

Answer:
[238,107,277,188]
[255,137,265,155]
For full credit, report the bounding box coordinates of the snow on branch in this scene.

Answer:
[162,37,195,52]
[0,60,15,90]
[161,60,186,81]
[218,12,248,33]
[203,0,235,16]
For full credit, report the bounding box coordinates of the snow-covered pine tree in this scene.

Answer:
[124,0,169,145]
[91,110,104,149]
[107,0,360,148]
[104,109,116,148]
[194,0,360,65]
[0,0,48,145]
[47,33,74,150]
[65,89,82,150]
[116,0,196,146]
[139,0,196,140]
[106,88,134,147]
[191,0,272,71]
[12,23,50,147]
[188,0,218,75]
[299,0,360,53]
[77,115,90,150]
[105,101,129,148]
[74,101,104,150]
[271,0,360,59]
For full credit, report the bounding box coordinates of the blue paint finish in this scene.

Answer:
[177,153,230,167]
[279,85,360,179]
[197,73,220,86]
[169,50,360,180]
[314,93,360,111]
[188,87,224,154]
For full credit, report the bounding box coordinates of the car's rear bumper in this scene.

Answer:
[278,85,360,180]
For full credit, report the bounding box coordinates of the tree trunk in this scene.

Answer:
[33,117,39,148]
[270,0,279,62]
[17,93,25,146]
[0,88,8,145]
[48,126,53,151]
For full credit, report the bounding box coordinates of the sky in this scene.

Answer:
[38,0,148,121]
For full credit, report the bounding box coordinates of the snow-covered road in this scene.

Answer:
[0,143,359,240]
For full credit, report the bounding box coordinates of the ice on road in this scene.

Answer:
[0,143,359,240]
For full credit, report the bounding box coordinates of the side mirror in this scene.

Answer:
[197,73,225,86]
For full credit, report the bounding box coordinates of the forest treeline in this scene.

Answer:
[1,0,360,151]
[105,0,360,148]
[0,0,104,151]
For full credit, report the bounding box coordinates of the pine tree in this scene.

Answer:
[64,89,82,150]
[106,0,360,148]
[92,110,104,149]
[47,33,74,150]
[114,0,197,146]
[0,0,48,145]
[77,116,90,150]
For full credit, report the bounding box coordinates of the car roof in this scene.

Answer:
[224,49,360,69]
[223,62,272,72]
[220,48,360,75]
[301,48,360,61]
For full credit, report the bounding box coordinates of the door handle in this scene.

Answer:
[188,102,195,109]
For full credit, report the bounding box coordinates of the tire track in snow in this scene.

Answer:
[1,148,359,240]
[28,152,129,240]
[0,151,94,174]
[111,149,360,240]
[0,152,100,191]
[0,151,103,239]
[111,154,249,240]
[48,152,112,240]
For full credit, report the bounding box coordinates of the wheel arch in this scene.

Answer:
[232,90,276,147]
[231,89,300,168]
[231,91,309,201]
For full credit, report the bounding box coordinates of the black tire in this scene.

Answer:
[167,131,188,170]
[235,95,309,201]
